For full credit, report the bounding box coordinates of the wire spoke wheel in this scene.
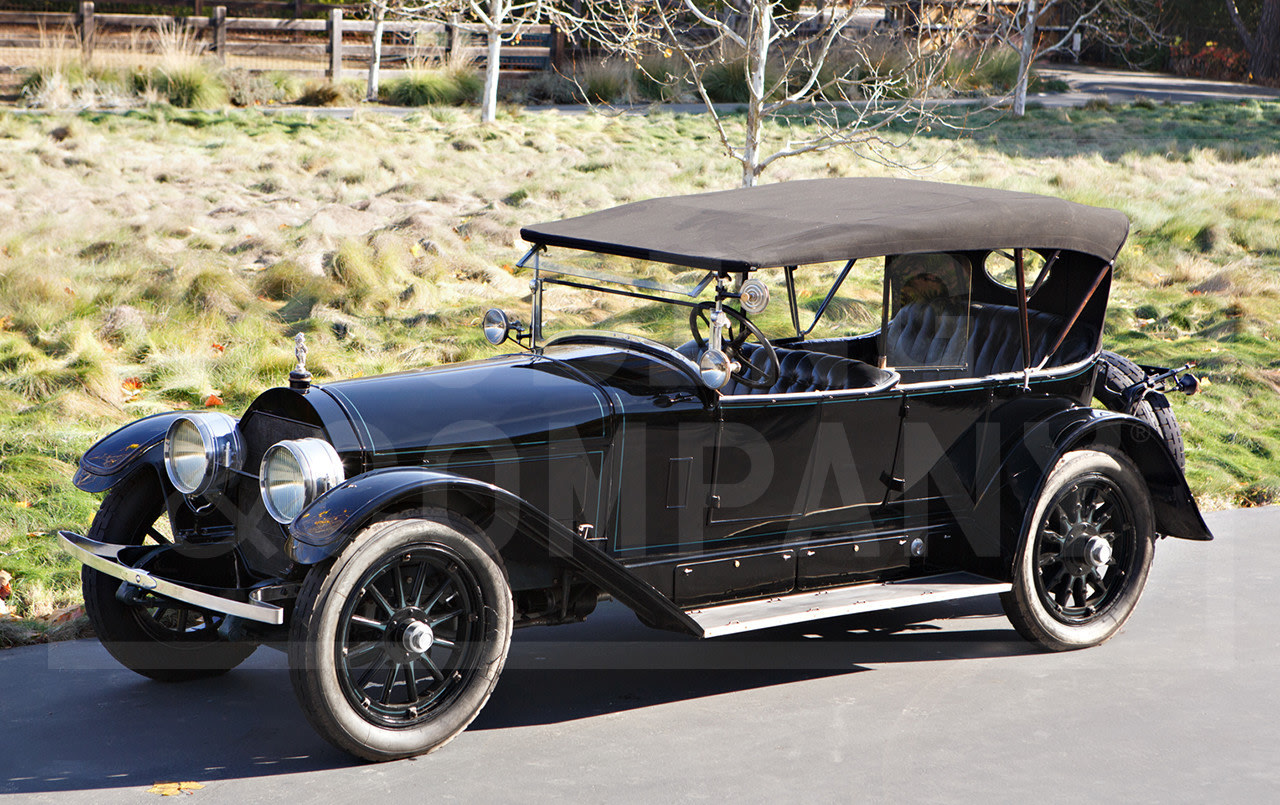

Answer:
[336,545,485,728]
[1002,449,1155,651]
[289,512,512,761]
[1032,475,1136,624]
[81,471,255,681]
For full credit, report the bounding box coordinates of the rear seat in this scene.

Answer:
[886,301,1090,379]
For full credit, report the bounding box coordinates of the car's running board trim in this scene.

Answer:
[685,572,1012,638]
[57,531,285,626]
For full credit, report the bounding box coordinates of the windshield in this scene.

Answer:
[523,248,884,349]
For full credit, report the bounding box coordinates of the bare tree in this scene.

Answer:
[1226,0,1280,82]
[367,0,394,102]
[400,0,546,122]
[571,1,973,187]
[995,0,1163,116]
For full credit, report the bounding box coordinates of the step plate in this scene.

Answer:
[686,572,1012,638]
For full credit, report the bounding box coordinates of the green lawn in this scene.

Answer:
[0,100,1277,619]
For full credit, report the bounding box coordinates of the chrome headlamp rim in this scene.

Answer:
[259,438,345,525]
[163,412,243,498]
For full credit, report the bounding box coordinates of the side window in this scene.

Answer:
[885,253,975,377]
[984,249,1049,292]
[795,258,884,342]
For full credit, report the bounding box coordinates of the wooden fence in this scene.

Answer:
[0,3,562,79]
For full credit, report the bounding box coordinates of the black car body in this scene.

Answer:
[59,178,1209,760]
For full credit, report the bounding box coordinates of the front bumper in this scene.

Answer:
[58,531,285,625]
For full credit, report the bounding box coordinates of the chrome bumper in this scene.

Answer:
[58,531,285,625]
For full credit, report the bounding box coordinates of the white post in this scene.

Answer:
[329,9,344,83]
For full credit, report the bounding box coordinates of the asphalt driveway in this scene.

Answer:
[1,505,1275,803]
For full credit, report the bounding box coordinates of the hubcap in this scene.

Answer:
[1085,536,1113,569]
[402,620,434,656]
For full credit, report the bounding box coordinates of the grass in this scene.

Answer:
[382,65,483,106]
[0,101,1277,621]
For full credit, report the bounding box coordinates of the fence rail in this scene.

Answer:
[0,3,560,78]
[0,1,356,20]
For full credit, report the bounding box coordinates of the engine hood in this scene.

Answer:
[318,352,612,455]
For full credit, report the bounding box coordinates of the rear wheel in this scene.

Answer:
[1001,449,1155,651]
[1094,350,1185,468]
[81,471,256,681]
[288,512,512,761]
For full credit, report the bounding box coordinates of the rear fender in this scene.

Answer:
[286,467,700,635]
[72,412,188,493]
[980,408,1212,579]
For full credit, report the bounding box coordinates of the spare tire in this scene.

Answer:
[1093,350,1185,469]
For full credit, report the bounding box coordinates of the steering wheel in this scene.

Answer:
[689,302,780,390]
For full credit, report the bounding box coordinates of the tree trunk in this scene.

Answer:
[1253,0,1280,82]
[366,4,385,102]
[741,0,771,187]
[481,0,503,123]
[1013,0,1037,118]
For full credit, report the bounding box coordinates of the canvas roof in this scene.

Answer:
[520,178,1130,272]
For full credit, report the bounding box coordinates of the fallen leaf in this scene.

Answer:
[211,342,225,353]
[122,377,143,391]
[0,569,12,599]
[14,501,31,509]
[43,605,85,626]
[204,394,224,407]
[147,781,205,796]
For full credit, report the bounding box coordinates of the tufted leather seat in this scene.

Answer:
[886,301,1089,379]
[721,344,896,396]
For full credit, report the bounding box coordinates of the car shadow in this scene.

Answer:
[475,596,1032,730]
[0,597,1033,796]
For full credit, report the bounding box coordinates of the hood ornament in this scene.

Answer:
[289,332,312,391]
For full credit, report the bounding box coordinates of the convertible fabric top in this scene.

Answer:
[520,178,1130,271]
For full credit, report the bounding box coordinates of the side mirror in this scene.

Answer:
[699,349,733,390]
[738,278,770,314]
[482,308,515,346]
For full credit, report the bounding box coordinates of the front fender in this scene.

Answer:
[286,467,700,635]
[72,412,189,493]
[982,407,1212,576]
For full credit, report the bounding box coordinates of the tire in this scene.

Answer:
[81,471,256,682]
[1001,448,1155,651]
[1094,350,1185,469]
[288,511,512,762]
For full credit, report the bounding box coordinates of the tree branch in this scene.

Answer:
[681,0,747,49]
[1225,0,1256,52]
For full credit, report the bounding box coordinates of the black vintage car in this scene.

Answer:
[59,178,1209,761]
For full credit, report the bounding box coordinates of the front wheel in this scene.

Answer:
[81,471,256,681]
[1001,448,1155,651]
[288,512,512,761]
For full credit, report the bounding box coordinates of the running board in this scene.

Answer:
[685,572,1012,638]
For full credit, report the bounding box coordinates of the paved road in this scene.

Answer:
[251,63,1280,120]
[1,505,1275,803]
[1036,63,1280,106]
